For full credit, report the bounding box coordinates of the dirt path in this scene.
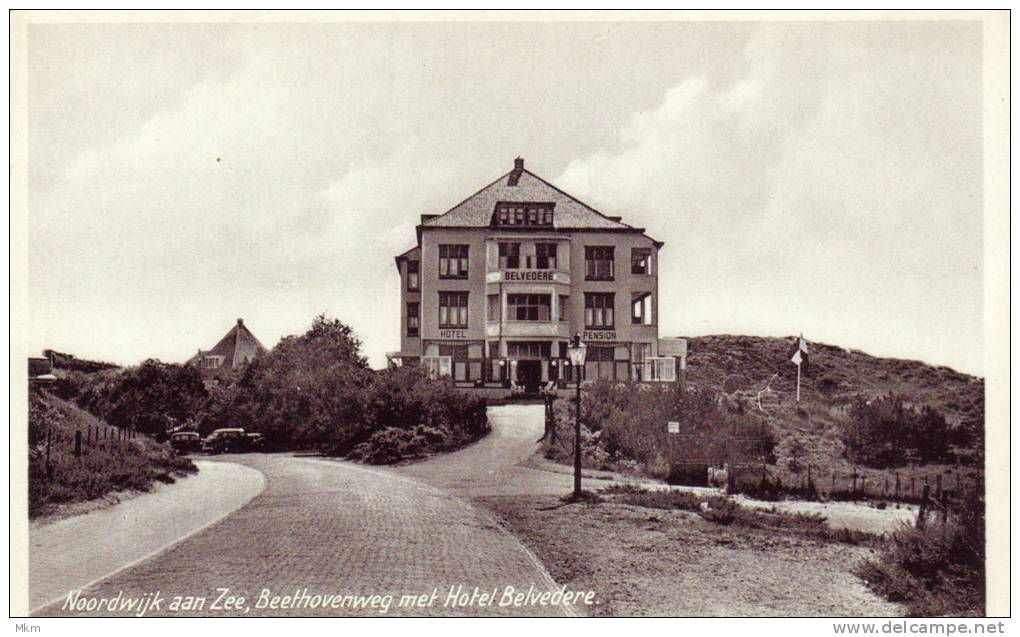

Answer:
[395,404,904,616]
[483,494,904,617]
[397,404,916,534]
[29,460,265,613]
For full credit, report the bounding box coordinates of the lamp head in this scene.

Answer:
[567,333,587,366]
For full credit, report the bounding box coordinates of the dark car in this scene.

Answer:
[169,431,202,453]
[203,428,248,453]
[246,433,266,451]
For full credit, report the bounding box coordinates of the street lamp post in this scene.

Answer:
[566,333,587,499]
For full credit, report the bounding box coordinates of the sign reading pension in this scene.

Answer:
[583,331,617,341]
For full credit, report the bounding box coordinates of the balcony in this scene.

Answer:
[486,269,571,286]
[486,321,572,339]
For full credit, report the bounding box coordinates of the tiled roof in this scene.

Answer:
[189,319,267,372]
[421,165,638,231]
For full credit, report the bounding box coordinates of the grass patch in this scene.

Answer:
[601,484,876,545]
[855,489,985,617]
[29,391,196,518]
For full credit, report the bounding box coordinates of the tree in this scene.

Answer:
[228,315,373,449]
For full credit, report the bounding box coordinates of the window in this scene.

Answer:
[507,341,551,359]
[406,260,419,291]
[631,292,653,325]
[507,294,551,321]
[202,356,222,369]
[535,243,558,269]
[422,356,452,378]
[584,346,616,381]
[585,246,615,280]
[498,242,520,269]
[644,357,676,382]
[631,248,652,275]
[631,343,650,380]
[438,292,469,328]
[487,294,500,322]
[495,202,554,227]
[439,344,470,381]
[558,295,569,322]
[439,245,469,279]
[406,302,420,337]
[584,293,615,329]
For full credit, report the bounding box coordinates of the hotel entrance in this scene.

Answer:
[515,360,542,394]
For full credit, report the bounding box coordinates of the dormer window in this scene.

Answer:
[494,202,554,227]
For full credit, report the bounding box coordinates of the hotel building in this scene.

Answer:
[393,158,677,396]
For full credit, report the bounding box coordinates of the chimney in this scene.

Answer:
[237,318,244,326]
[508,157,524,186]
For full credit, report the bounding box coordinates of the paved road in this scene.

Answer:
[30,461,265,612]
[35,445,576,617]
[31,403,909,617]
[395,404,577,496]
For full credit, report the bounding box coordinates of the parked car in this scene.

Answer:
[203,428,248,453]
[246,433,266,451]
[169,431,202,453]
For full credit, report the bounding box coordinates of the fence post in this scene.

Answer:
[917,481,930,529]
[895,472,901,500]
[940,490,949,525]
[911,476,915,499]
[936,474,942,500]
[74,430,82,458]
[831,470,836,493]
[46,430,52,476]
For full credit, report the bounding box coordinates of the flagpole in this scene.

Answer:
[796,360,801,403]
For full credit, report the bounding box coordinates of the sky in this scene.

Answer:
[25,19,985,375]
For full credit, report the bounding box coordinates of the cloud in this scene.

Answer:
[555,24,983,374]
[26,21,984,375]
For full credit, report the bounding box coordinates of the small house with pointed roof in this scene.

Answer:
[189,318,267,379]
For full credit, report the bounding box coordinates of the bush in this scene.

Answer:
[53,315,490,465]
[843,394,953,468]
[28,391,196,518]
[857,484,985,616]
[543,381,776,481]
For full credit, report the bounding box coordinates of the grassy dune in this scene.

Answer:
[28,391,196,519]
[684,335,984,489]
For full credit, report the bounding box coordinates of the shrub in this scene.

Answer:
[843,394,953,468]
[28,391,196,518]
[857,484,985,616]
[543,382,777,481]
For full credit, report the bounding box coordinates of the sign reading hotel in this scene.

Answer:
[439,329,468,339]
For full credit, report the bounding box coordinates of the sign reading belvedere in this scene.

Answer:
[503,270,554,282]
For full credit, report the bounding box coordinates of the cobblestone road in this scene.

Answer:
[36,446,576,617]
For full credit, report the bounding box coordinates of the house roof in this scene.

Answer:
[420,160,645,232]
[189,319,267,371]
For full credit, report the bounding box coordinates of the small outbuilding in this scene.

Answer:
[188,318,266,380]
